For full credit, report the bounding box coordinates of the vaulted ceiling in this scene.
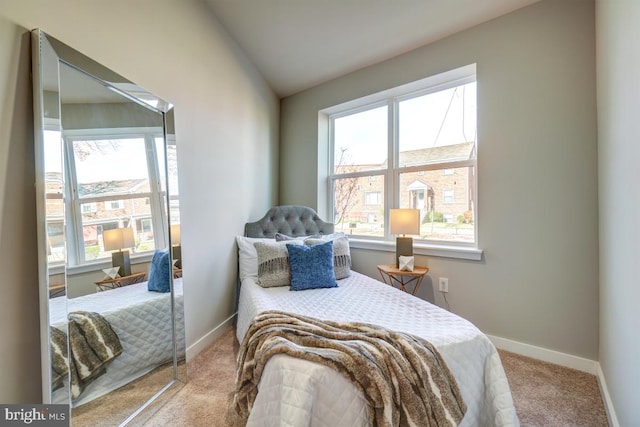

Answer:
[205,0,540,97]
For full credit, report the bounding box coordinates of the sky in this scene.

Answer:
[44,132,166,183]
[334,81,477,166]
[73,139,149,182]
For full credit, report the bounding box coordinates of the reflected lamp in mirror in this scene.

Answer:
[170,224,182,269]
[390,209,420,268]
[103,227,135,276]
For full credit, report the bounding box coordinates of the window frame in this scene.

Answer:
[325,64,480,256]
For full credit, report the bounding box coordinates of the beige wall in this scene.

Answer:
[0,15,40,403]
[596,0,640,424]
[0,0,279,403]
[280,0,599,360]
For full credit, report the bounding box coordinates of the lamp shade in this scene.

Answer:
[170,224,181,245]
[390,209,420,236]
[103,227,135,252]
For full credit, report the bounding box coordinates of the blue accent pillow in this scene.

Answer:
[147,250,171,293]
[286,241,338,291]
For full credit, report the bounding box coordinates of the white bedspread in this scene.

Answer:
[237,272,518,427]
[50,279,185,407]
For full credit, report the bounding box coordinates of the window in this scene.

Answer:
[64,130,169,265]
[105,200,124,210]
[443,190,454,204]
[327,65,477,245]
[141,218,153,233]
[81,202,97,214]
[364,191,381,205]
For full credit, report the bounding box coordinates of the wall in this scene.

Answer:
[0,14,40,404]
[596,0,640,424]
[280,0,599,359]
[0,0,279,403]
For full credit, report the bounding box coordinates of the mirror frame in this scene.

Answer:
[31,28,184,417]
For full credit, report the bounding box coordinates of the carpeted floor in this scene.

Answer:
[77,327,609,426]
[71,362,186,427]
[139,328,240,426]
[498,349,608,426]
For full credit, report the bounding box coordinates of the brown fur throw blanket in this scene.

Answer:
[234,310,466,427]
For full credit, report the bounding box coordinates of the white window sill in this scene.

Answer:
[348,238,483,261]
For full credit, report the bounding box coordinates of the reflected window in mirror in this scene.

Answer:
[63,131,168,267]
[44,130,65,265]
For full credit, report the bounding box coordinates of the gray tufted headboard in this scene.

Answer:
[244,205,334,238]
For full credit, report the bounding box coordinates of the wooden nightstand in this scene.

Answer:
[95,272,146,292]
[377,264,429,296]
[49,284,66,298]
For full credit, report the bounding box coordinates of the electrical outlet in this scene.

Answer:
[439,277,449,293]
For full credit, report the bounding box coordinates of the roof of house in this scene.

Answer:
[397,141,475,167]
[45,172,149,197]
[79,178,148,197]
[379,141,475,168]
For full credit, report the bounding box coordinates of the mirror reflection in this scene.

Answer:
[33,30,185,425]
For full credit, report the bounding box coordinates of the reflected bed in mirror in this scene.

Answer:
[32,29,186,425]
[49,278,185,405]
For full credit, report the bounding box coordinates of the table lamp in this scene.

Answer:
[170,223,182,269]
[390,209,420,268]
[103,227,135,277]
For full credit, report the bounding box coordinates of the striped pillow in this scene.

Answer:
[254,240,303,287]
[304,236,351,280]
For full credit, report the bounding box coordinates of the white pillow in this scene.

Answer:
[275,232,319,241]
[236,236,274,280]
[315,232,346,240]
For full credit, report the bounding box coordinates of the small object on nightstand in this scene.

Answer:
[377,263,429,296]
[102,267,120,280]
[398,255,414,272]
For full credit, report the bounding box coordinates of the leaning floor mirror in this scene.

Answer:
[32,29,186,425]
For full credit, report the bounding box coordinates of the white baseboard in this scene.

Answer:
[487,334,598,374]
[596,364,620,427]
[186,313,236,361]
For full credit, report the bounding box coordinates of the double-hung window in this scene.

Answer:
[327,64,478,249]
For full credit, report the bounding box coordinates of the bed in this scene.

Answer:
[235,205,519,426]
[49,277,185,407]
